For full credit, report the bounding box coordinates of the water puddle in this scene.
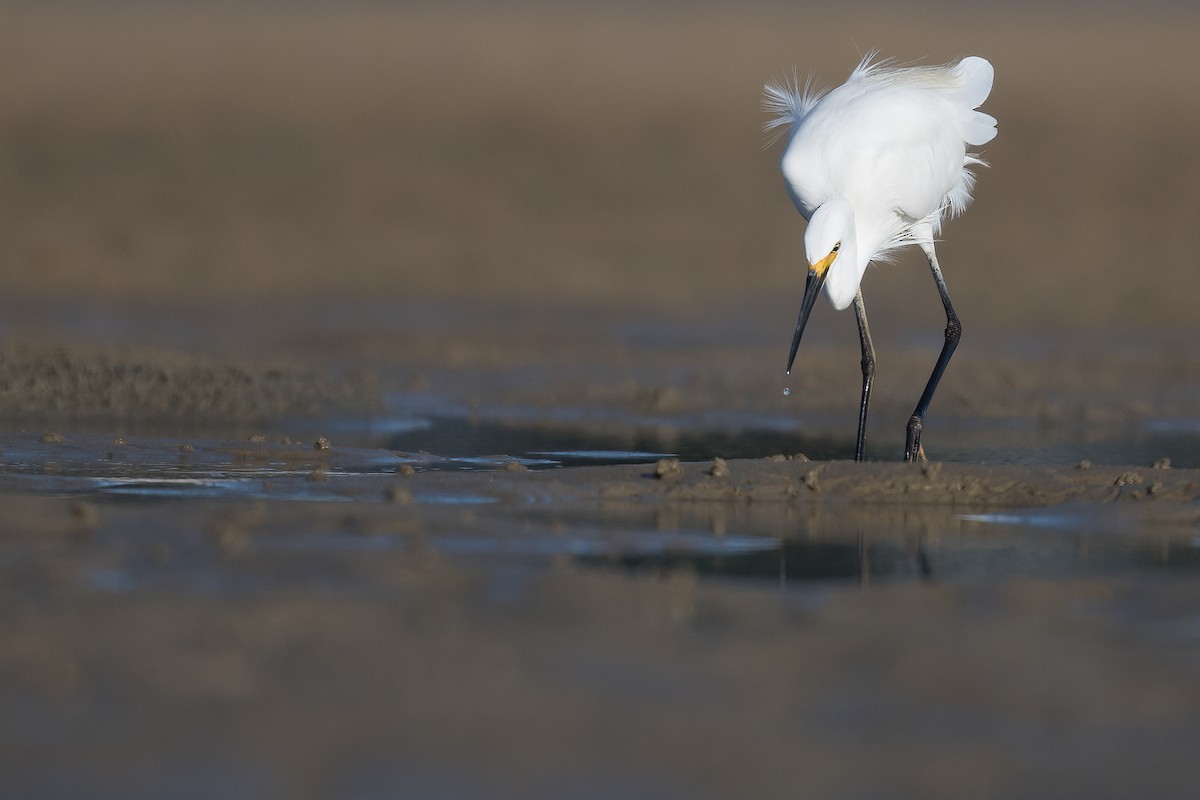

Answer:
[56,493,1200,598]
[92,477,264,499]
[529,450,677,463]
[561,505,1200,585]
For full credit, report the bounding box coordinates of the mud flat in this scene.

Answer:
[403,455,1200,507]
[3,438,1200,799]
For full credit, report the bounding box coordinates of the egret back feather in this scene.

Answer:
[766,53,995,261]
[762,69,828,146]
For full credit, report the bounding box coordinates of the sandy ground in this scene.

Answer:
[3,2,1200,798]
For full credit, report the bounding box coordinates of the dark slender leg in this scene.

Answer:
[905,243,961,462]
[852,290,875,462]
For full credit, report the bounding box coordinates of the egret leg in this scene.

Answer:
[904,244,961,463]
[852,290,875,462]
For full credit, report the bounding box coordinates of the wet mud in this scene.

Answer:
[3,3,1200,799]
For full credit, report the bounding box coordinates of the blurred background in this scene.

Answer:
[1,0,1199,450]
[5,5,1200,799]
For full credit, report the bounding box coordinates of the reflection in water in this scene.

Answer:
[563,501,1200,587]
[581,529,1200,587]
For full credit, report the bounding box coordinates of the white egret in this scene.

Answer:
[765,54,996,462]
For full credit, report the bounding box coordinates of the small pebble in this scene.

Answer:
[179,443,194,453]
[307,467,328,482]
[314,436,332,450]
[1076,460,1092,470]
[247,434,267,443]
[708,457,729,478]
[503,461,528,472]
[1113,471,1143,487]
[1152,457,1172,469]
[655,458,683,480]
[398,464,417,476]
[40,432,64,443]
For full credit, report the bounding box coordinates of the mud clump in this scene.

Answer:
[654,458,683,480]
[707,457,729,478]
[1114,471,1143,487]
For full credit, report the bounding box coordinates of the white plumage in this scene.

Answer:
[766,54,995,309]
[765,54,996,462]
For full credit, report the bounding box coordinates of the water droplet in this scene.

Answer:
[782,387,791,397]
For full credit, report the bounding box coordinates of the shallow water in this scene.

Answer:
[3,428,1198,589]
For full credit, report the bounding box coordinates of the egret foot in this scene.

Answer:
[904,415,924,463]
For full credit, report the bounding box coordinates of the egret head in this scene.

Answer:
[787,199,857,374]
